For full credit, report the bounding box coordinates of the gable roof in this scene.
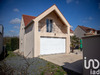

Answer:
[23,14,73,32]
[22,14,36,26]
[70,29,73,33]
[78,25,96,32]
[33,4,70,27]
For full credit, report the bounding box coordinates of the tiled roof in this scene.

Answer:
[22,15,36,26]
[78,25,96,32]
[70,29,73,33]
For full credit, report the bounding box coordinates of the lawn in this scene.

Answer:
[0,51,67,75]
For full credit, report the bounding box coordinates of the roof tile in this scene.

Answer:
[22,14,36,26]
[78,25,96,32]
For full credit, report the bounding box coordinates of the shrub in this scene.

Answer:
[70,35,80,52]
[11,37,19,51]
[5,42,11,51]
[5,37,19,51]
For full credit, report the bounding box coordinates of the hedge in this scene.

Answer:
[5,37,19,51]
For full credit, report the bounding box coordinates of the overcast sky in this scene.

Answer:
[0,0,100,36]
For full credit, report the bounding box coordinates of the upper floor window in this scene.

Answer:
[46,19,53,32]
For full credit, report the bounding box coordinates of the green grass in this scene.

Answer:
[41,62,67,75]
[6,51,16,58]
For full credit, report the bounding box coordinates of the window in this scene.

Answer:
[46,19,53,32]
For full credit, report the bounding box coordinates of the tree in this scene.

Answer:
[70,35,80,52]
[11,37,19,51]
[4,37,19,51]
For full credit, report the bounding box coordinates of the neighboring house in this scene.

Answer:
[74,25,97,38]
[19,5,71,58]
[70,29,74,36]
[0,24,4,55]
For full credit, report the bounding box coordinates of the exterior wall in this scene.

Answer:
[24,23,34,58]
[34,32,70,57]
[38,11,67,34]
[0,34,3,54]
[83,35,100,75]
[33,11,70,57]
[19,17,25,53]
[22,6,71,57]
[74,26,86,38]
[70,33,74,36]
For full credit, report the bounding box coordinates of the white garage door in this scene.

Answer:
[40,37,65,55]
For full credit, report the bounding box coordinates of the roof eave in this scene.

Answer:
[24,19,34,29]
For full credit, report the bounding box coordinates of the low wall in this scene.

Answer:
[82,35,100,75]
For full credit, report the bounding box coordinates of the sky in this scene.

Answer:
[0,0,100,36]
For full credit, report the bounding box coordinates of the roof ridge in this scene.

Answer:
[22,14,36,17]
[78,25,96,32]
[79,25,95,29]
[22,14,36,26]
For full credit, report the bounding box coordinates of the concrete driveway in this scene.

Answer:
[40,50,83,74]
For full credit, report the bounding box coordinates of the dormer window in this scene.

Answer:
[46,19,53,32]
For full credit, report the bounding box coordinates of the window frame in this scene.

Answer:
[46,19,53,32]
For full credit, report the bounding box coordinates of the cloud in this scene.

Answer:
[9,30,15,33]
[70,26,73,29]
[13,8,19,12]
[82,16,93,23]
[66,0,73,4]
[99,3,100,9]
[88,16,93,20]
[14,26,19,29]
[76,0,79,4]
[66,0,79,4]
[10,18,21,24]
[7,30,19,37]
[82,20,87,23]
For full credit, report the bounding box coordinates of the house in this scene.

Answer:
[19,5,71,58]
[70,29,74,36]
[74,25,97,38]
[0,24,4,55]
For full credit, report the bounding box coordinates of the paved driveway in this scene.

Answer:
[40,50,83,74]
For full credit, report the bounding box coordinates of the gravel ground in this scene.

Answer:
[0,54,49,75]
[0,52,67,75]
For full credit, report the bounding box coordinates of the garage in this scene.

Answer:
[40,37,66,55]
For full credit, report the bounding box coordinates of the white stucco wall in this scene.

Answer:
[38,11,67,34]
[21,5,71,57]
[74,26,86,38]
[19,17,25,53]
[24,23,34,58]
